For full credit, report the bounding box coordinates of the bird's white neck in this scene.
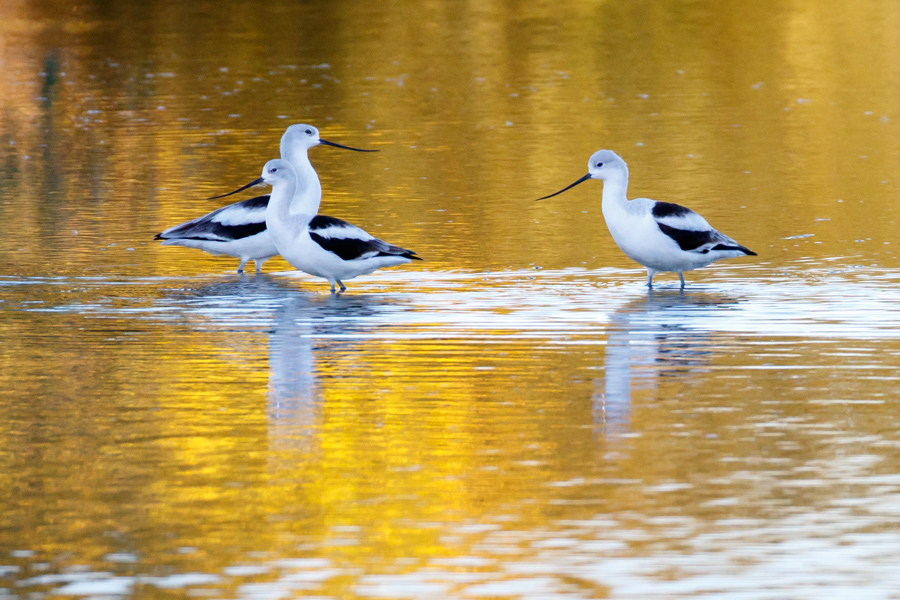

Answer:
[600,168,630,215]
[281,147,322,215]
[266,173,298,233]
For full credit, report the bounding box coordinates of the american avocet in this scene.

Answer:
[537,150,756,289]
[220,159,420,293]
[155,124,376,274]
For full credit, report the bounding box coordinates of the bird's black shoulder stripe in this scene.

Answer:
[239,194,270,210]
[309,214,354,231]
[657,222,716,251]
[652,201,693,219]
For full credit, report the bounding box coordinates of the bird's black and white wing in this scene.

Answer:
[155,195,270,242]
[308,215,421,261]
[651,201,756,256]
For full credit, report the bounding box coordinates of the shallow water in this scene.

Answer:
[3,0,900,598]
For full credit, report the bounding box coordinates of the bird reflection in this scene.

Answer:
[267,290,389,453]
[595,290,740,439]
[162,274,395,453]
[267,293,320,449]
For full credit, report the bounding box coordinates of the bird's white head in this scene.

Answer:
[536,149,628,201]
[280,124,322,160]
[586,149,627,181]
[261,158,295,186]
[280,123,377,160]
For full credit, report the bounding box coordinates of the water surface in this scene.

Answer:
[2,0,900,598]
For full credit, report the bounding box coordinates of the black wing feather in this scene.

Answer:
[156,195,270,242]
[658,222,756,255]
[657,222,717,251]
[308,215,420,261]
[163,220,267,242]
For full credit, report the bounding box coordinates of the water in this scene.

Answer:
[2,0,900,598]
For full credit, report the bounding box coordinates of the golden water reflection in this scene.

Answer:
[3,268,900,597]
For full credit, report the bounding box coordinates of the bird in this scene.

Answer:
[154,124,377,274]
[537,149,756,289]
[220,159,420,293]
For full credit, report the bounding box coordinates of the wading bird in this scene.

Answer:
[155,124,376,273]
[537,150,756,289]
[219,159,420,293]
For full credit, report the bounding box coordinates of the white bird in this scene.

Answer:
[537,150,756,289]
[221,159,420,293]
[155,124,376,273]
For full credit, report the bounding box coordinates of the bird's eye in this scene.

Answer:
[596,162,604,167]
[305,129,313,135]
[271,168,278,173]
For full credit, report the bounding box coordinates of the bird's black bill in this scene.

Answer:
[207,177,265,200]
[535,173,592,201]
[319,138,378,152]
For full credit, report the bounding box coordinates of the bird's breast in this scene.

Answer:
[602,210,684,269]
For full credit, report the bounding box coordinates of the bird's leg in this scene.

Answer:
[337,280,347,293]
[678,271,685,290]
[237,257,248,274]
[254,258,267,273]
[646,269,656,289]
[329,280,337,293]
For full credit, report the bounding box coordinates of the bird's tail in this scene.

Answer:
[712,243,756,256]
[381,243,422,260]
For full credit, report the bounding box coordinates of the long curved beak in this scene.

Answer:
[535,173,592,201]
[207,176,265,201]
[319,138,378,152]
